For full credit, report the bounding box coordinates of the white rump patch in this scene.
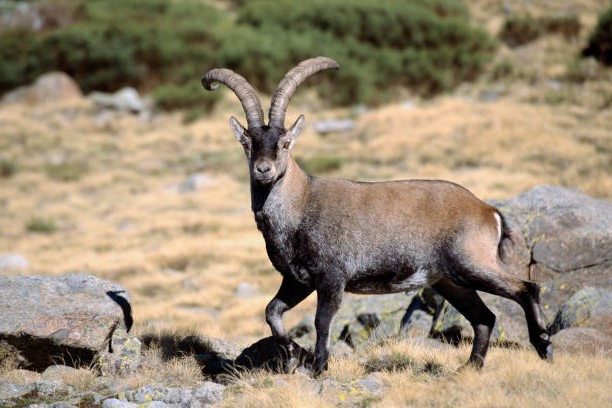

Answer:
[494,212,502,243]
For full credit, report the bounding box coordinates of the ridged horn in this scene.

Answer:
[268,56,340,129]
[202,68,264,129]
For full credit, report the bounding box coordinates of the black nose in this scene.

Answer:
[256,162,272,174]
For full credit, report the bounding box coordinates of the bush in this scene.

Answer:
[0,159,17,178]
[226,0,495,104]
[582,7,612,65]
[0,0,494,109]
[0,0,222,99]
[500,13,581,48]
[541,14,581,40]
[26,217,57,234]
[499,15,542,47]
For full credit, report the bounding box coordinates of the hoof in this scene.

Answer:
[540,343,554,362]
[283,356,299,374]
[458,356,484,372]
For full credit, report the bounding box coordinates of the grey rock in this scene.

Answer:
[313,119,355,135]
[234,282,259,298]
[0,274,133,371]
[330,293,410,347]
[0,380,34,400]
[0,254,30,271]
[102,399,139,408]
[35,379,68,395]
[122,383,225,407]
[498,185,612,275]
[551,327,612,355]
[89,87,151,116]
[478,89,502,102]
[550,287,612,335]
[41,365,79,382]
[96,328,142,375]
[1,72,82,105]
[315,373,384,406]
[177,173,214,193]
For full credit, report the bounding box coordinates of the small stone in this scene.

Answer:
[102,398,138,408]
[0,254,30,271]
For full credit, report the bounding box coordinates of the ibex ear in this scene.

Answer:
[229,116,248,144]
[286,114,305,149]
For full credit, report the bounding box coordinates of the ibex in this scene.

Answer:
[202,57,553,375]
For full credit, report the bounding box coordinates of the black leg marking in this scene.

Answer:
[313,281,345,376]
[265,277,314,373]
[433,278,496,369]
[451,264,553,362]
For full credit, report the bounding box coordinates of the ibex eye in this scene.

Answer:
[283,141,291,149]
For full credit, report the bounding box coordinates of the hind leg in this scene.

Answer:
[432,278,496,369]
[451,263,553,361]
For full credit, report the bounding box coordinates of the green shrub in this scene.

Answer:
[541,14,581,40]
[0,159,17,178]
[499,15,542,47]
[0,0,222,99]
[227,0,495,104]
[500,13,581,48]
[45,161,89,182]
[26,217,57,234]
[582,7,612,66]
[0,0,494,109]
[296,155,344,174]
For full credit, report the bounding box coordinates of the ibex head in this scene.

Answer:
[202,57,339,186]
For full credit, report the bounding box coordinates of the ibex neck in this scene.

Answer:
[251,157,310,221]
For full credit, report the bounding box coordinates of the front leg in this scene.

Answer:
[313,281,345,376]
[265,276,314,371]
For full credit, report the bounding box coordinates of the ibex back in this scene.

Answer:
[202,57,553,375]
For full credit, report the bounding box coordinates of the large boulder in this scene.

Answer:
[0,274,134,371]
[1,72,82,105]
[291,293,412,350]
[550,287,612,335]
[495,185,612,281]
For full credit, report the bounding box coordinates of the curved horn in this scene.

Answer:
[202,68,264,129]
[268,56,340,129]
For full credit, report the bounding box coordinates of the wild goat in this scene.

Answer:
[202,57,553,375]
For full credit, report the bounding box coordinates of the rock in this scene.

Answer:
[120,383,225,407]
[102,399,139,408]
[234,282,260,298]
[41,365,80,382]
[0,254,31,271]
[0,274,133,371]
[177,173,214,193]
[96,329,142,376]
[551,327,612,356]
[497,185,612,276]
[329,293,411,348]
[0,380,35,401]
[550,287,612,335]
[1,72,82,105]
[315,373,384,406]
[89,87,149,114]
[313,119,355,134]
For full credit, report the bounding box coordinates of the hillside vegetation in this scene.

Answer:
[0,0,494,108]
[0,0,611,407]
